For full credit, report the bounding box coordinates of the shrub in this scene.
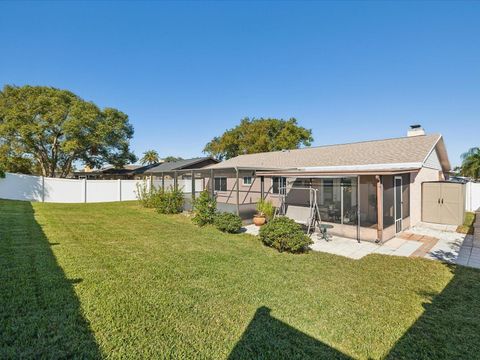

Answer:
[192,190,216,226]
[154,186,184,214]
[256,199,275,220]
[214,212,242,233]
[136,181,160,208]
[259,217,313,253]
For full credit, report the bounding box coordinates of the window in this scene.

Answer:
[272,177,287,194]
[214,177,227,192]
[243,176,253,186]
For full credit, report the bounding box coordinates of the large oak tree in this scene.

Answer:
[0,85,136,177]
[203,117,313,160]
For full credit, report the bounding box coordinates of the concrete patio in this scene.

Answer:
[409,222,479,268]
[243,222,480,269]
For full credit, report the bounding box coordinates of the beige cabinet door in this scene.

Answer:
[422,183,441,223]
[439,183,464,225]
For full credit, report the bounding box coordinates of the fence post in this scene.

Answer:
[118,179,122,201]
[83,179,87,203]
[41,176,45,202]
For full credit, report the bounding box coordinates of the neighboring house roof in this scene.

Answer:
[144,157,219,174]
[74,163,160,176]
[206,134,451,173]
[101,164,143,171]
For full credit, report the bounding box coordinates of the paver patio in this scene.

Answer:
[243,222,480,269]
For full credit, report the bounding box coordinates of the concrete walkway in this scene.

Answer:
[242,222,480,269]
[410,222,479,268]
[310,235,422,259]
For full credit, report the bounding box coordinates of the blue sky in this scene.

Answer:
[1,1,479,167]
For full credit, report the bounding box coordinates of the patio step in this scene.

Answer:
[397,232,439,258]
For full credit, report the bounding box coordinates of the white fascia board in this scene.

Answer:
[297,162,423,172]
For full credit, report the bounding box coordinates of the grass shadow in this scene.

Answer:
[0,200,102,358]
[228,306,351,360]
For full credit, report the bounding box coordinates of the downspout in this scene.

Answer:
[191,170,196,201]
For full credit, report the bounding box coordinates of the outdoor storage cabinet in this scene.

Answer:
[422,182,465,226]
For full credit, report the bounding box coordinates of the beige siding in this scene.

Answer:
[424,148,442,170]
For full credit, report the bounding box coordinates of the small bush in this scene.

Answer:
[136,181,160,208]
[192,190,216,226]
[256,199,275,220]
[259,217,313,253]
[154,186,184,214]
[214,212,242,233]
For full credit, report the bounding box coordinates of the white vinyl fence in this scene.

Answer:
[0,173,203,203]
[466,181,480,212]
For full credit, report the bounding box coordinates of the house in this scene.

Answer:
[143,157,219,180]
[73,163,160,180]
[201,126,451,243]
[73,158,218,181]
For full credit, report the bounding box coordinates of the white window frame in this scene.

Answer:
[272,177,287,195]
[214,177,227,192]
[243,176,253,186]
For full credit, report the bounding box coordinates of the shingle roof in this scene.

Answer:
[207,134,449,171]
[75,163,159,176]
[145,157,215,173]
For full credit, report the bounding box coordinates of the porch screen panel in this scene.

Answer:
[342,178,358,226]
[286,179,312,206]
[359,176,378,241]
[402,173,410,219]
[314,179,342,224]
[383,175,395,228]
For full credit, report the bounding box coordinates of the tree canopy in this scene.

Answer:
[163,156,184,163]
[0,140,37,175]
[460,147,480,180]
[0,85,136,177]
[203,117,313,160]
[140,150,160,165]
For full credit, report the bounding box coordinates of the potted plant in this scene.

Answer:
[253,199,274,226]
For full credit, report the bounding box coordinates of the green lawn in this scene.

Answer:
[457,211,476,234]
[1,199,480,359]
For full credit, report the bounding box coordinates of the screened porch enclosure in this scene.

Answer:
[282,177,375,241]
[278,174,410,242]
